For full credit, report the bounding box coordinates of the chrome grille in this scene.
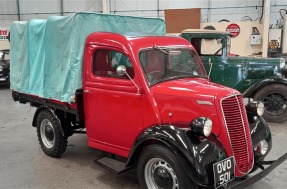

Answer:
[221,95,254,174]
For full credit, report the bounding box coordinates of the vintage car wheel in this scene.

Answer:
[36,109,67,157]
[137,145,197,189]
[254,84,287,123]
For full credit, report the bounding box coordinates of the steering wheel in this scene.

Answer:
[214,47,223,55]
[177,64,194,71]
[147,71,164,82]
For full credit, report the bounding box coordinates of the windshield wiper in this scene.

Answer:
[153,45,168,54]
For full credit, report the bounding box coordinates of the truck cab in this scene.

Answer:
[79,32,278,188]
[181,29,287,122]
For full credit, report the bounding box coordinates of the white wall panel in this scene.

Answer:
[20,0,60,20]
[110,0,264,23]
[0,0,19,27]
[64,0,102,14]
[270,0,287,28]
[0,0,286,28]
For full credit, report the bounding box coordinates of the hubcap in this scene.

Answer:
[40,119,55,149]
[144,158,179,189]
[263,93,287,116]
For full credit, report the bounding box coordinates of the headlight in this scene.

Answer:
[190,117,212,137]
[245,101,264,117]
[280,58,285,69]
[254,140,268,156]
[274,66,279,75]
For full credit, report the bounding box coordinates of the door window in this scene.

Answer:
[93,49,134,79]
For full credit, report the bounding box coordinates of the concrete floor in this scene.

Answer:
[0,86,286,189]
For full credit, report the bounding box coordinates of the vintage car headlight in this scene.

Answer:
[0,66,3,72]
[282,64,287,77]
[245,101,264,117]
[190,117,212,137]
[280,58,285,69]
[254,140,268,156]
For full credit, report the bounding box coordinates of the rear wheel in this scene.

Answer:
[137,145,197,189]
[254,84,287,123]
[36,109,68,157]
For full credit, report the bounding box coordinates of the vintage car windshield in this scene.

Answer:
[0,50,10,60]
[139,47,207,85]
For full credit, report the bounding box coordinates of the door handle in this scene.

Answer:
[84,89,91,93]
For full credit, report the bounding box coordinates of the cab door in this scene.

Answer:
[83,45,142,157]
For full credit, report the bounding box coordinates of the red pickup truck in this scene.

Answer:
[10,14,287,189]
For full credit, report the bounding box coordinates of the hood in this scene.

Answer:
[151,78,239,99]
[150,78,240,132]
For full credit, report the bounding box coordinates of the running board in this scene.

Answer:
[94,157,131,174]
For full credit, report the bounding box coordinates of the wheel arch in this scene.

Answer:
[32,106,65,136]
[242,77,287,98]
[126,125,224,187]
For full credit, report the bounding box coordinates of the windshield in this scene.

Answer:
[0,51,10,60]
[139,47,207,85]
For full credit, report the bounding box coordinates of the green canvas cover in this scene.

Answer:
[10,12,166,103]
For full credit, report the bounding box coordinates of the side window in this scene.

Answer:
[93,49,134,79]
[191,38,223,56]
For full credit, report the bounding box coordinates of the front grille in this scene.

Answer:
[221,95,254,174]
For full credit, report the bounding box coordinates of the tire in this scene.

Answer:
[254,84,287,123]
[36,109,68,157]
[137,145,197,189]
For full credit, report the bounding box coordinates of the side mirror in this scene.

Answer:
[116,65,140,94]
[116,65,126,76]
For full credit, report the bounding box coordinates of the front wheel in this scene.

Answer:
[36,109,68,157]
[254,84,287,123]
[137,145,197,189]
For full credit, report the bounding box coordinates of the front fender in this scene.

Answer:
[242,77,287,98]
[247,114,272,160]
[126,125,225,187]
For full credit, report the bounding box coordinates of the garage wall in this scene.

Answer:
[0,0,103,27]
[0,0,286,50]
[0,0,286,27]
[201,22,264,56]
[0,0,19,27]
[110,0,286,26]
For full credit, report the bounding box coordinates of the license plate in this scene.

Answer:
[213,156,235,188]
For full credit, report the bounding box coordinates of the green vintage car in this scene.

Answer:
[181,29,287,122]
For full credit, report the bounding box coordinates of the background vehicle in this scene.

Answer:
[181,29,287,123]
[10,13,287,189]
[0,49,10,87]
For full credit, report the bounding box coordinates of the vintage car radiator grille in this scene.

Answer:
[221,95,254,174]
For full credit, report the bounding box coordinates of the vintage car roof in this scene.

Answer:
[182,29,231,36]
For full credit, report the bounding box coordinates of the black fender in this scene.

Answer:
[126,125,226,187]
[32,105,65,136]
[242,77,287,98]
[247,114,272,161]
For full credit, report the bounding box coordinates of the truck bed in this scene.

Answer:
[10,12,165,103]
